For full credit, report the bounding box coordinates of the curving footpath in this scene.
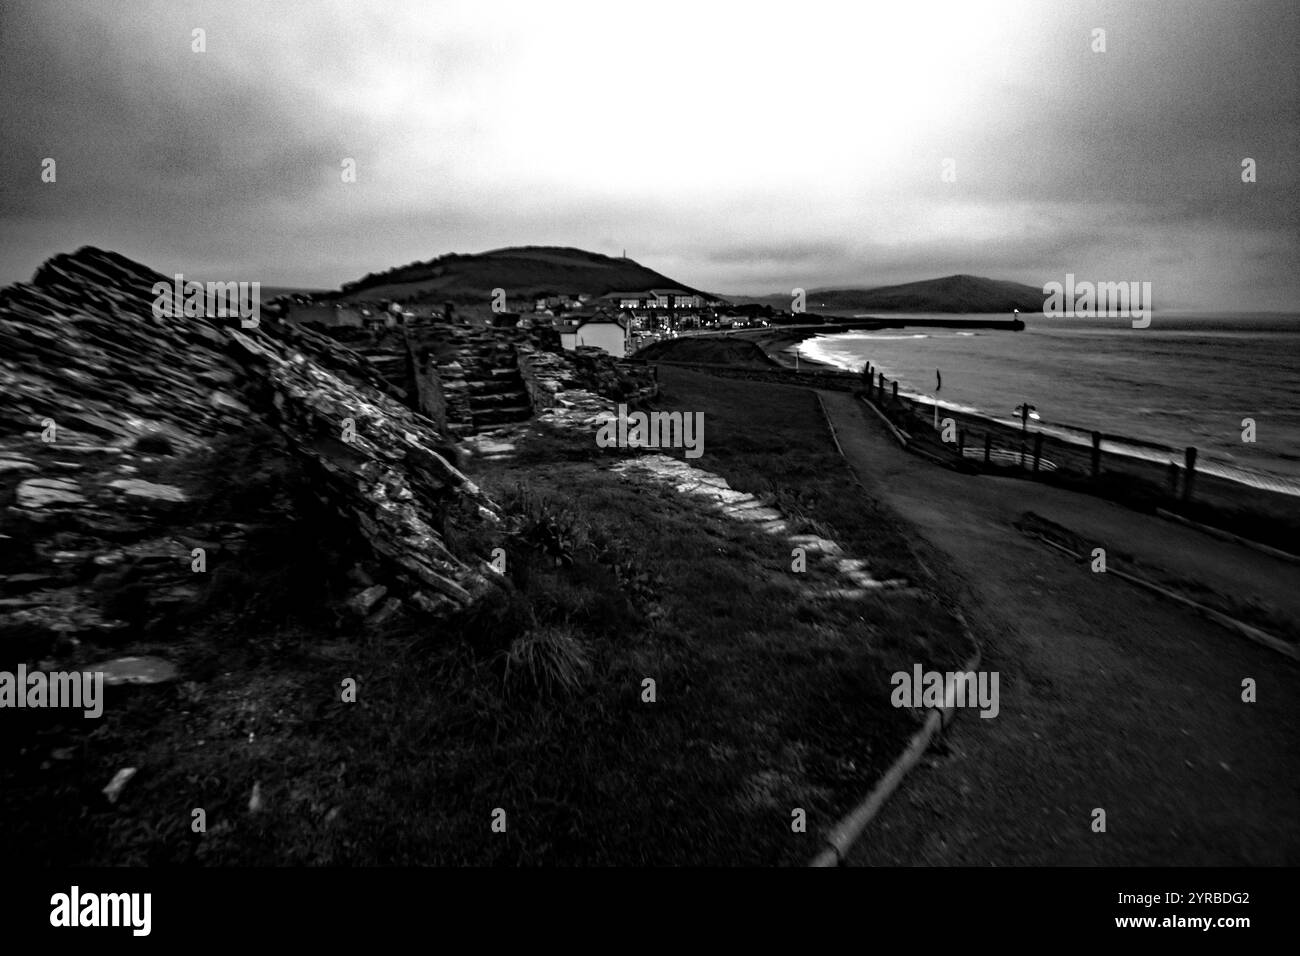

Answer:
[815,389,1300,866]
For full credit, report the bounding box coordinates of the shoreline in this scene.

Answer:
[733,327,845,372]
[741,327,1300,499]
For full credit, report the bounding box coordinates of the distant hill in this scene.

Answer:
[336,246,715,303]
[260,285,331,299]
[737,274,1043,313]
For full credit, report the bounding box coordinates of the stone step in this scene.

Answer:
[468,390,530,408]
[471,405,532,427]
[356,346,404,357]
[461,365,517,378]
[458,350,515,362]
[465,378,521,395]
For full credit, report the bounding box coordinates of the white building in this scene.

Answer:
[558,313,628,357]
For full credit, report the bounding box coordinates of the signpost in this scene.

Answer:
[933,368,942,430]
[1014,402,1039,466]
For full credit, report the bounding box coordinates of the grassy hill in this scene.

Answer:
[737,274,1043,313]
[336,246,714,303]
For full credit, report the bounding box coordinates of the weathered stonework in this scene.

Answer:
[0,246,504,657]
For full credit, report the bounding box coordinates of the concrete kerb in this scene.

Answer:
[811,390,985,867]
[1155,508,1300,565]
[1023,531,1300,665]
[811,644,982,867]
[816,392,848,458]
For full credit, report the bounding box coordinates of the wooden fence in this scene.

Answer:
[856,362,1300,552]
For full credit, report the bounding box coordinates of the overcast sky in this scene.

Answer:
[1,0,1296,308]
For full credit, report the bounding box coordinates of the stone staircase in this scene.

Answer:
[307,319,541,437]
[454,332,532,433]
[301,325,415,408]
[352,342,408,387]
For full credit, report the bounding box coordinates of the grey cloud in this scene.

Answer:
[0,0,1296,311]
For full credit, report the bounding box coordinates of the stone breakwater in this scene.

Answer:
[0,247,504,658]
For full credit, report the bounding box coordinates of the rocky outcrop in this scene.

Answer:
[0,247,504,659]
[224,326,500,610]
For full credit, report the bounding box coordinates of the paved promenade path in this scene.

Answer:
[817,390,1300,866]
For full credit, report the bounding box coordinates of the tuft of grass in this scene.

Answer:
[436,588,537,655]
[500,625,591,698]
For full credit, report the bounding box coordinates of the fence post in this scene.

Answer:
[1167,461,1179,497]
[984,433,992,465]
[1032,433,1044,474]
[1183,447,1197,502]
[892,381,898,405]
[1090,431,1101,479]
[957,429,965,458]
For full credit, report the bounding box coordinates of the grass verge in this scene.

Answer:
[2,369,969,865]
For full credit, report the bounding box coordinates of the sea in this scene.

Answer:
[793,312,1300,497]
